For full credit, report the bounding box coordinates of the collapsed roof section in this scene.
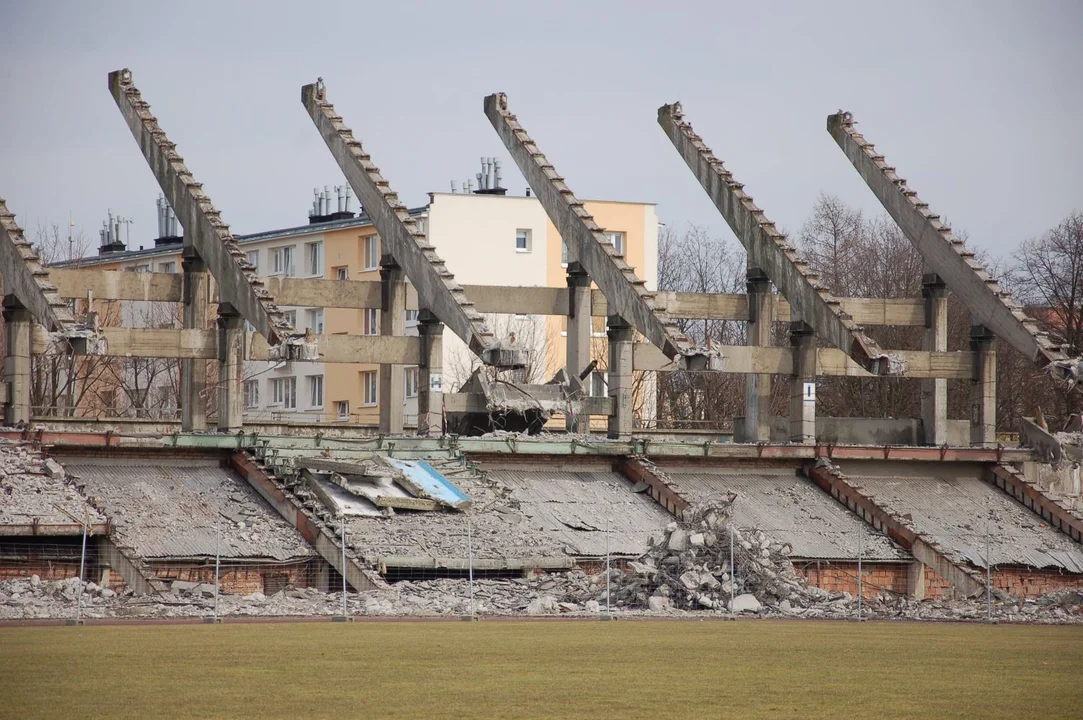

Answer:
[0,199,75,331]
[826,111,1073,374]
[657,103,897,375]
[484,93,715,371]
[301,79,521,368]
[108,69,308,359]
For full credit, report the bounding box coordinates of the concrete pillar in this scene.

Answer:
[2,299,31,425]
[921,273,948,445]
[378,255,406,435]
[744,267,773,443]
[970,325,997,447]
[416,310,444,436]
[607,315,634,440]
[907,561,926,600]
[566,262,592,433]
[181,247,209,432]
[217,305,245,433]
[789,321,817,444]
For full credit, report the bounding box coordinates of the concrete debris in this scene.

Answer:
[0,441,107,528]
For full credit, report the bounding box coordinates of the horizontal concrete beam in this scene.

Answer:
[49,268,927,326]
[0,522,110,536]
[633,343,974,379]
[804,463,986,597]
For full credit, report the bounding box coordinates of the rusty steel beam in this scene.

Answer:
[804,462,986,596]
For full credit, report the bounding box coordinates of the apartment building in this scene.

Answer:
[53,182,659,427]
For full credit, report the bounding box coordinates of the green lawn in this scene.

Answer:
[1,620,1080,719]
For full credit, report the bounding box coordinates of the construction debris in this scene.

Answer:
[0,441,107,530]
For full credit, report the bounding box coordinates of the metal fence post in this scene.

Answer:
[76,506,88,624]
[857,530,863,620]
[214,519,221,620]
[341,516,348,618]
[605,513,611,618]
[986,521,992,622]
[729,524,735,617]
[467,519,475,620]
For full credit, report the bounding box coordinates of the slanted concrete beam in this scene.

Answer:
[986,464,1083,544]
[379,255,406,434]
[921,273,948,445]
[617,458,690,518]
[486,93,706,368]
[0,199,74,331]
[658,103,891,375]
[108,69,293,346]
[827,111,1068,368]
[804,462,986,597]
[301,80,513,367]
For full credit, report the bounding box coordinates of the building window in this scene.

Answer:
[158,261,176,274]
[363,236,379,270]
[273,246,296,277]
[306,241,323,277]
[603,231,625,256]
[307,308,324,334]
[405,309,419,327]
[561,240,569,267]
[246,249,259,271]
[127,264,150,273]
[405,366,419,398]
[283,310,297,328]
[515,229,531,252]
[335,266,349,281]
[271,377,297,409]
[589,371,608,398]
[243,380,260,408]
[308,375,324,408]
[336,400,349,421]
[362,371,378,406]
[363,308,378,336]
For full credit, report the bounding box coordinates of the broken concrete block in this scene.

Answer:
[557,602,580,613]
[689,533,705,547]
[679,571,700,591]
[729,594,762,613]
[525,595,559,615]
[43,458,65,480]
[667,529,690,552]
[648,596,671,612]
[697,595,715,609]
[585,600,600,613]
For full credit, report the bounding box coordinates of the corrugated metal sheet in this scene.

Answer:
[489,470,673,557]
[657,467,910,561]
[68,460,315,561]
[385,458,471,508]
[848,475,1083,573]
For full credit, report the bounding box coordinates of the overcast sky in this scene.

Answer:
[2,0,1080,261]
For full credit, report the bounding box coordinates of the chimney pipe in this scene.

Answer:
[336,185,344,213]
[324,185,332,216]
[525,188,531,197]
[312,188,320,217]
[476,173,483,192]
[345,185,353,213]
[494,160,502,189]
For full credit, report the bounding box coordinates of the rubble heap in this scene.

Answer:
[0,440,106,528]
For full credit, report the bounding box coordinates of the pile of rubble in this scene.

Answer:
[0,440,105,528]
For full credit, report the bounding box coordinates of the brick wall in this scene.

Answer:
[0,560,82,582]
[795,561,910,598]
[993,567,1083,598]
[147,560,321,594]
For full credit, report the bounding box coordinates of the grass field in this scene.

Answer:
[1,619,1081,719]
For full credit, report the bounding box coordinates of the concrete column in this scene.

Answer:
[907,561,926,600]
[181,247,209,432]
[789,321,817,444]
[744,267,773,443]
[566,262,592,433]
[378,255,406,435]
[217,305,245,433]
[607,315,634,440]
[416,310,444,436]
[970,325,997,447]
[920,273,948,445]
[2,299,31,425]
